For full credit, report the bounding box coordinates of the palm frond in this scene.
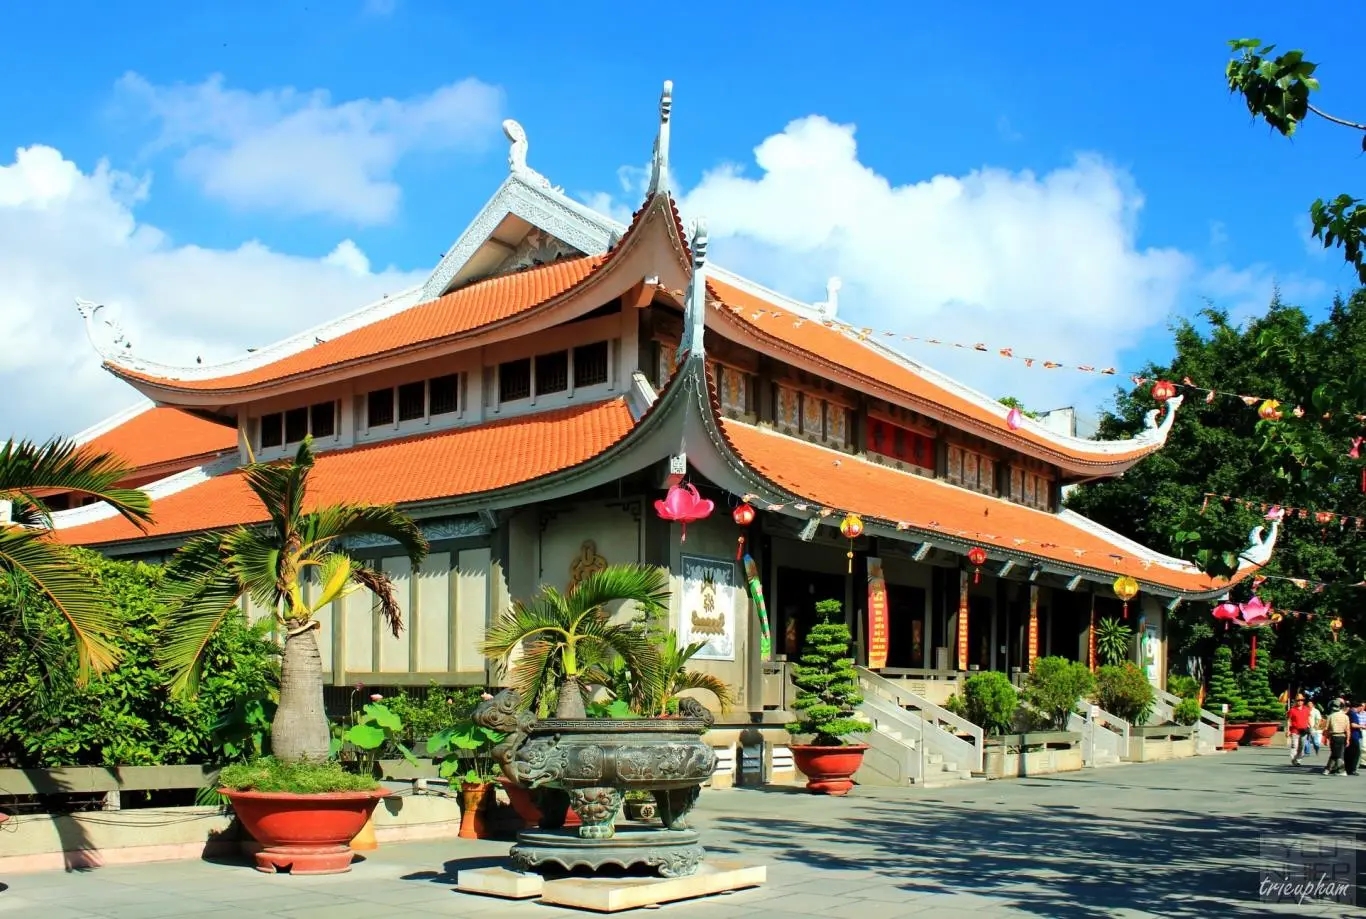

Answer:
[479,595,573,662]
[564,564,671,625]
[672,670,736,711]
[223,528,282,612]
[349,564,403,638]
[0,527,120,681]
[299,504,428,567]
[241,439,314,536]
[157,532,249,696]
[0,439,151,528]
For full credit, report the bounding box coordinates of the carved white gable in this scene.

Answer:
[492,227,585,275]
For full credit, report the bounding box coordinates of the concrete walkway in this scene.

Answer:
[1,745,1362,917]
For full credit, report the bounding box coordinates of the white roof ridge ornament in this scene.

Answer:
[1239,519,1280,569]
[501,119,552,190]
[75,298,134,361]
[647,80,674,196]
[678,217,707,360]
[816,277,841,317]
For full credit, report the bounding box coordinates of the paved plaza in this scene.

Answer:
[1,745,1363,918]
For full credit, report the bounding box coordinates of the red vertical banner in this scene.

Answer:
[1027,584,1040,670]
[1088,592,1097,673]
[957,569,970,671]
[866,557,888,670]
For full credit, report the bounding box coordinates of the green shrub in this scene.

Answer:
[384,684,487,744]
[1206,646,1252,723]
[1166,674,1200,700]
[1097,663,1155,725]
[1023,656,1095,729]
[1239,650,1284,722]
[0,551,278,767]
[786,599,866,746]
[1172,697,1203,726]
[962,671,1018,735]
[943,693,967,719]
[1095,617,1133,667]
[219,757,379,794]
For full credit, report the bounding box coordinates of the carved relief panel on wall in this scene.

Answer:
[717,364,749,418]
[775,385,801,435]
[567,540,607,592]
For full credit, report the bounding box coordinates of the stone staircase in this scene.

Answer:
[854,667,985,787]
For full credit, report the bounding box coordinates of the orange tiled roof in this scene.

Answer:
[61,398,636,546]
[719,418,1232,594]
[82,407,237,471]
[708,278,1156,469]
[112,256,606,392]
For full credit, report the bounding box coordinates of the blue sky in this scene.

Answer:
[1,1,1362,437]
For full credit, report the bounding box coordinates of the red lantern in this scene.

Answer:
[654,483,714,542]
[967,546,987,584]
[1151,380,1176,403]
[733,502,755,560]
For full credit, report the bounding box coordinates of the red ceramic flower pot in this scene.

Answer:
[790,744,869,795]
[1245,722,1280,746]
[1221,722,1248,751]
[224,788,389,875]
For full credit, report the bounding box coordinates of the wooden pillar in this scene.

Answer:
[1027,584,1040,670]
[956,568,970,671]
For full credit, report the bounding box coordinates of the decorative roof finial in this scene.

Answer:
[647,80,674,196]
[817,277,842,317]
[76,298,133,358]
[678,217,708,360]
[503,119,529,173]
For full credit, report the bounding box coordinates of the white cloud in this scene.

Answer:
[619,115,1197,411]
[0,144,425,440]
[113,73,503,224]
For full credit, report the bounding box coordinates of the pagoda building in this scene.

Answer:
[54,82,1275,742]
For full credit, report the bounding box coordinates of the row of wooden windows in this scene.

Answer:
[498,341,609,404]
[367,373,461,428]
[261,401,337,449]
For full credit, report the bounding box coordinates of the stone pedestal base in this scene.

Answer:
[511,826,704,878]
[253,844,354,874]
[457,866,545,899]
[541,861,766,912]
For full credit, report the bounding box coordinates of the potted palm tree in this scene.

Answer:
[787,598,868,795]
[0,438,152,680]
[157,438,428,874]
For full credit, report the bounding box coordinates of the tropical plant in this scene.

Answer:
[385,684,487,745]
[1206,646,1252,723]
[1172,697,1203,726]
[219,757,379,794]
[644,632,735,717]
[1096,663,1155,725]
[1239,649,1285,722]
[156,437,428,765]
[428,717,506,786]
[1166,674,1200,701]
[1022,656,1096,730]
[785,599,865,746]
[479,563,671,719]
[0,438,152,681]
[962,671,1019,736]
[336,700,419,777]
[1095,618,1132,667]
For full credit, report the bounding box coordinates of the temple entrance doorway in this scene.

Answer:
[776,567,847,660]
[885,584,926,668]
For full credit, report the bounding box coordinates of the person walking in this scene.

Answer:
[1304,699,1323,758]
[1287,695,1311,765]
[1346,701,1366,777]
[1324,701,1351,776]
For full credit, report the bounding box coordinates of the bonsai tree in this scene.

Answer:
[157,437,428,765]
[962,671,1019,735]
[1096,663,1155,725]
[1239,648,1284,722]
[786,599,865,746]
[479,564,670,719]
[1095,617,1133,667]
[1022,656,1096,729]
[1205,646,1252,722]
[0,439,152,680]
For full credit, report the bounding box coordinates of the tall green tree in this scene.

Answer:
[157,438,427,764]
[0,439,152,680]
[1067,292,1366,697]
[1226,38,1364,283]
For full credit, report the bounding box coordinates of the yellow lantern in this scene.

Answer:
[1113,575,1139,619]
[839,513,864,573]
[1258,399,1282,421]
[1331,616,1344,642]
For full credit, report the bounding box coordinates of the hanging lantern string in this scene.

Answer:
[738,492,1366,594]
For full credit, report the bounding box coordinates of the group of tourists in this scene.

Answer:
[1285,694,1366,775]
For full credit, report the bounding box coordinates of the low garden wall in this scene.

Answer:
[982,732,1083,779]
[1125,725,1197,762]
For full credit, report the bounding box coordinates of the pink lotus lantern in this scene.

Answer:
[654,483,714,542]
[1212,601,1240,625]
[1238,595,1271,627]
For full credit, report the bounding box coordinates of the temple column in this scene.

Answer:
[956,569,969,671]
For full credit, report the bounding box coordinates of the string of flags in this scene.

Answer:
[1202,493,1366,531]
[699,295,1366,427]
